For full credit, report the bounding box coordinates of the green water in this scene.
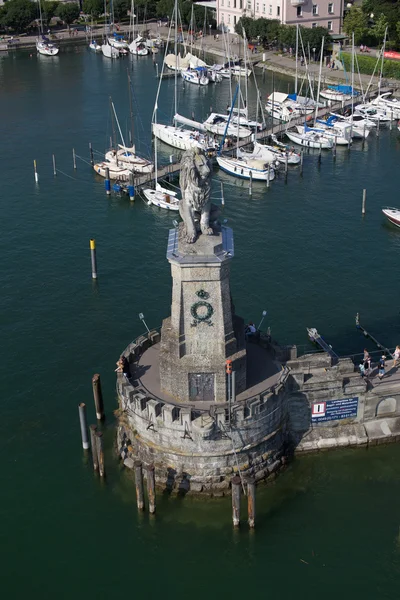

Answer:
[1,47,400,597]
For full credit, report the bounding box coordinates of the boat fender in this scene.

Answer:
[166,195,170,203]
[306,115,312,122]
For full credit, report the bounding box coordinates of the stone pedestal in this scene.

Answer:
[159,225,246,403]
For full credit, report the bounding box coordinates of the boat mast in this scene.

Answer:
[154,103,158,188]
[127,70,135,150]
[129,0,134,42]
[295,24,298,95]
[37,0,44,36]
[314,36,324,124]
[111,100,127,148]
[236,62,241,158]
[174,0,178,118]
[351,32,355,127]
[378,26,388,96]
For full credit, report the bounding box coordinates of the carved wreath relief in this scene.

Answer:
[190,289,214,327]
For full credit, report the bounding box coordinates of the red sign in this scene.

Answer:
[384,51,400,61]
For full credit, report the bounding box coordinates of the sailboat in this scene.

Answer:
[101,0,121,58]
[36,0,59,56]
[89,18,102,52]
[286,125,333,149]
[143,107,179,211]
[129,0,148,55]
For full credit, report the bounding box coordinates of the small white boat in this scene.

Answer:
[93,160,132,181]
[371,92,400,119]
[101,43,119,59]
[265,92,315,123]
[152,123,216,152]
[108,34,129,50]
[143,184,180,211]
[89,40,102,52]
[129,36,149,55]
[306,119,352,145]
[253,141,301,164]
[36,36,59,56]
[355,104,391,124]
[105,146,153,174]
[286,128,333,149]
[217,155,275,181]
[382,207,400,228]
[398,120,400,132]
[181,68,209,85]
[203,113,251,139]
[320,85,358,103]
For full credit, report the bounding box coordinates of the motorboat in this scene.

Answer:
[143,183,180,211]
[108,33,129,51]
[310,117,353,144]
[327,113,371,139]
[354,104,391,124]
[36,36,59,56]
[319,85,359,103]
[181,67,209,85]
[208,69,223,83]
[265,92,315,123]
[370,92,400,119]
[105,146,153,174]
[252,141,301,164]
[382,207,400,228]
[285,127,333,149]
[217,155,275,181]
[101,43,119,58]
[203,113,251,139]
[89,40,102,52]
[129,36,148,56]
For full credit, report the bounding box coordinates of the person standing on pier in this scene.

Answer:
[393,345,400,369]
[378,355,386,380]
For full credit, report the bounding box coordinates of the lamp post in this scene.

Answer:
[139,313,150,334]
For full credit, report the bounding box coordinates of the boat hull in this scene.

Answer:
[143,188,179,210]
[216,156,275,181]
[382,208,400,228]
[105,151,153,173]
[286,130,333,149]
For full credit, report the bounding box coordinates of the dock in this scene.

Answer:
[355,313,393,358]
[307,327,339,359]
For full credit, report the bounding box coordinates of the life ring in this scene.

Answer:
[306,115,312,122]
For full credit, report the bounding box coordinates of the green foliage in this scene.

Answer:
[0,0,37,32]
[341,50,400,79]
[360,0,400,47]
[155,0,213,29]
[42,1,60,26]
[55,2,80,25]
[113,0,130,21]
[343,7,369,45]
[83,0,104,18]
[236,17,329,52]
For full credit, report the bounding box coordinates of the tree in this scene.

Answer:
[82,0,104,18]
[371,13,389,43]
[0,0,37,32]
[113,0,129,21]
[42,1,59,26]
[55,2,80,26]
[343,6,369,45]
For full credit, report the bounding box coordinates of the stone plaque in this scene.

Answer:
[189,373,215,402]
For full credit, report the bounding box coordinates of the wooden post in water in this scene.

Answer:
[390,111,393,130]
[78,403,89,450]
[267,165,270,188]
[318,142,322,164]
[377,118,380,137]
[105,167,111,195]
[300,150,303,176]
[362,123,366,150]
[73,148,77,170]
[247,478,256,528]
[95,431,105,477]
[33,159,39,183]
[90,425,99,471]
[249,171,252,196]
[146,464,156,514]
[89,142,94,166]
[362,189,366,215]
[231,475,241,528]
[333,136,337,159]
[52,154,57,176]
[128,172,135,202]
[92,374,104,420]
[90,238,97,280]
[221,182,225,207]
[134,460,145,511]
[285,152,288,182]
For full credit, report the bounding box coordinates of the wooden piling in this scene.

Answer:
[231,475,241,528]
[90,425,99,471]
[52,154,57,176]
[95,431,105,477]
[105,167,111,195]
[73,148,77,170]
[134,460,145,511]
[221,182,225,207]
[362,189,366,215]
[318,142,322,164]
[89,142,94,166]
[249,171,252,196]
[333,136,337,159]
[33,159,39,183]
[300,150,303,176]
[266,165,270,188]
[146,464,156,514]
[78,403,89,450]
[90,238,97,280]
[247,478,256,528]
[377,118,380,137]
[128,172,135,202]
[92,373,104,420]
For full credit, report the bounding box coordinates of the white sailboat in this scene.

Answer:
[89,18,102,52]
[286,126,333,149]
[101,0,121,58]
[181,68,209,85]
[36,0,59,56]
[252,141,300,165]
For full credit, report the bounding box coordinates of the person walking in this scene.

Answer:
[378,355,386,380]
[393,345,400,368]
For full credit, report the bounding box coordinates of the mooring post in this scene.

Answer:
[92,373,104,420]
[134,460,145,511]
[105,167,111,195]
[267,164,270,188]
[300,150,303,176]
[155,63,159,78]
[377,118,380,138]
[52,154,57,176]
[95,431,105,477]
[247,478,256,528]
[362,189,366,215]
[90,425,99,471]
[90,238,98,279]
[89,142,94,166]
[390,111,393,130]
[249,171,252,196]
[333,136,337,159]
[146,464,156,514]
[221,182,225,207]
[232,475,241,527]
[128,172,135,202]
[73,148,77,170]
[362,123,366,149]
[33,159,39,183]
[78,403,90,450]
[318,142,322,164]
[285,152,288,180]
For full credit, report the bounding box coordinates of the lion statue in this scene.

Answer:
[179,147,219,243]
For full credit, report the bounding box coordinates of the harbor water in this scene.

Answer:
[1,47,400,597]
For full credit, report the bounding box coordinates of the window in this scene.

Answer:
[221,12,224,21]
[234,15,237,24]
[269,4,272,14]
[312,4,318,15]
[263,3,266,13]
[221,0,224,5]
[312,22,317,28]
[256,2,259,11]
[228,0,230,7]
[247,0,251,9]
[239,0,242,8]
[327,20,333,31]
[276,6,280,16]
[328,3,334,14]
[228,13,231,22]
[233,0,236,6]
[296,6,302,16]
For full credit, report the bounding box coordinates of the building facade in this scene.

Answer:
[217,0,345,35]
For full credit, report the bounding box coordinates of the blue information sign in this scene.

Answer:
[311,397,358,423]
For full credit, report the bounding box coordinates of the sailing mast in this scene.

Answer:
[174,0,178,119]
[351,32,355,136]
[314,36,324,124]
[127,70,135,149]
[295,24,299,95]
[378,26,388,95]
